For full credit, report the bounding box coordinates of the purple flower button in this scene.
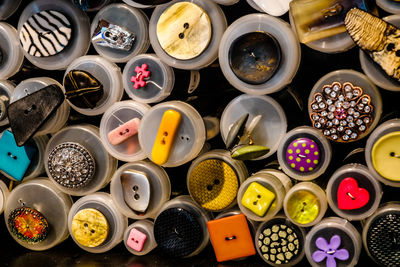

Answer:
[312,235,349,267]
[286,138,320,173]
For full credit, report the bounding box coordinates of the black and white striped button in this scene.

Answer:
[19,10,72,57]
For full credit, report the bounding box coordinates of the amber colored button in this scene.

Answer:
[371,131,400,181]
[156,2,212,60]
[286,190,320,225]
[207,214,256,262]
[71,208,109,248]
[241,182,275,217]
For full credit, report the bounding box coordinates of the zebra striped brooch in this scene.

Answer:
[19,10,72,57]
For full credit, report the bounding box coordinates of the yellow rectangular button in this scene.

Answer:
[151,109,182,165]
[241,182,275,217]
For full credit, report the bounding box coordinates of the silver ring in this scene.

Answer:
[47,142,95,188]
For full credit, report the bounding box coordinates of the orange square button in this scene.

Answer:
[207,213,256,262]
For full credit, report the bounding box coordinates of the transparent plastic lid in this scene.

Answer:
[0,23,24,79]
[139,101,206,167]
[123,54,174,104]
[219,13,300,95]
[0,0,21,20]
[246,0,291,16]
[100,101,150,162]
[4,178,73,251]
[122,0,154,8]
[376,0,400,14]
[24,135,49,181]
[63,55,124,116]
[0,180,9,215]
[213,0,239,5]
[17,0,90,70]
[220,94,287,160]
[90,4,150,63]
[0,80,15,127]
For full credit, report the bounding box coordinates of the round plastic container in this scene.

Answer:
[255,216,306,266]
[289,11,354,54]
[68,192,128,253]
[277,126,332,181]
[110,161,171,219]
[122,0,153,8]
[17,0,90,70]
[237,169,292,222]
[0,80,15,127]
[11,77,70,136]
[139,101,206,167]
[220,94,287,160]
[71,0,112,12]
[326,164,382,221]
[123,54,174,104]
[0,0,21,20]
[213,0,240,5]
[24,135,49,181]
[308,70,382,143]
[284,182,327,228]
[365,119,400,187]
[153,195,212,258]
[123,220,157,256]
[305,217,362,267]
[149,0,227,70]
[0,23,24,79]
[63,55,124,116]
[90,4,150,63]
[100,101,150,162]
[362,202,400,266]
[0,180,9,215]
[4,178,73,251]
[187,149,248,212]
[219,14,300,95]
[376,0,400,14]
[45,125,118,196]
[246,0,292,16]
[360,15,400,92]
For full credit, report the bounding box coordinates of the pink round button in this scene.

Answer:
[286,138,320,172]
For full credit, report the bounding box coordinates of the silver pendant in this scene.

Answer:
[92,19,135,51]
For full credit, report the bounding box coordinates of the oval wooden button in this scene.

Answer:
[71,208,109,248]
[156,2,212,60]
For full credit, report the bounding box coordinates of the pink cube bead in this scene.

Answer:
[107,118,141,146]
[127,228,147,252]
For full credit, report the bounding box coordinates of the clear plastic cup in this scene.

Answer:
[4,178,73,251]
[359,15,400,92]
[138,101,206,167]
[0,80,15,127]
[100,101,150,162]
[305,217,362,267]
[24,135,49,181]
[213,0,240,5]
[0,0,22,20]
[326,164,382,221]
[17,0,91,70]
[376,0,400,14]
[0,23,24,79]
[220,94,287,160]
[90,4,150,63]
[68,192,128,253]
[246,0,291,16]
[123,220,157,256]
[149,0,227,70]
[0,180,9,215]
[122,0,154,8]
[110,160,171,220]
[219,14,300,95]
[45,124,118,196]
[123,54,175,104]
[63,55,124,116]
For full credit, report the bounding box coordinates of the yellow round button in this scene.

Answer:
[156,2,212,60]
[286,190,320,225]
[188,159,238,211]
[71,208,109,248]
[372,131,400,181]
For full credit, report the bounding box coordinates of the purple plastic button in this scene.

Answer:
[286,138,320,173]
[312,235,349,267]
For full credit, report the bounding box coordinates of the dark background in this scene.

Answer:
[0,0,399,266]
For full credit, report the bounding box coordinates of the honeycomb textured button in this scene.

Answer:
[127,228,147,252]
[188,159,239,211]
[241,182,275,217]
[154,207,202,258]
[286,138,320,173]
[207,214,255,262]
[71,208,109,248]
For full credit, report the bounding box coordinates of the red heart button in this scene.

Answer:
[337,177,370,210]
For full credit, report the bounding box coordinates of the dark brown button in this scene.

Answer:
[228,32,281,85]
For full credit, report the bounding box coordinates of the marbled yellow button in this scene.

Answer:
[156,2,212,60]
[372,131,400,181]
[286,190,320,225]
[241,182,275,217]
[71,208,109,248]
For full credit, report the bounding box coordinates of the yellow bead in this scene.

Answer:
[241,182,276,217]
[286,190,320,225]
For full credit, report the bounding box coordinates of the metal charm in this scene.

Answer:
[92,19,135,51]
[47,142,95,188]
[120,169,151,213]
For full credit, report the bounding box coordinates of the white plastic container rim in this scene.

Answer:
[0,22,24,79]
[0,80,15,127]
[0,180,9,215]
[376,0,400,14]
[122,0,153,8]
